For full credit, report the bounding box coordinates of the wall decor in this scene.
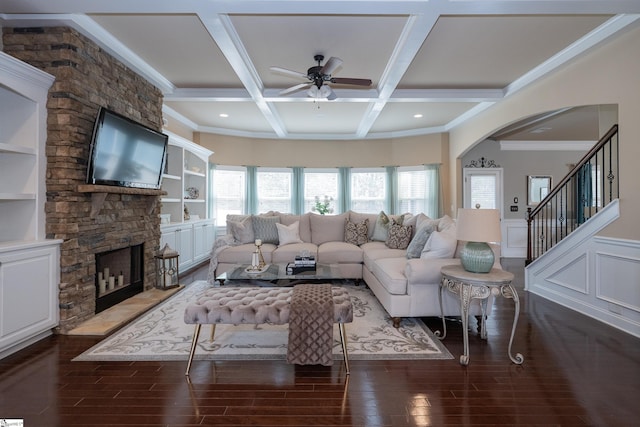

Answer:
[527,175,552,205]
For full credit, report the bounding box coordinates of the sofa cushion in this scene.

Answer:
[370,257,408,295]
[385,219,413,249]
[421,226,457,259]
[361,241,406,270]
[272,242,317,264]
[279,213,312,243]
[344,218,369,246]
[253,215,281,244]
[276,221,303,246]
[226,216,254,244]
[310,212,348,245]
[318,241,363,264]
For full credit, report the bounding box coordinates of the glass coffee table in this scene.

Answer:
[216,263,343,286]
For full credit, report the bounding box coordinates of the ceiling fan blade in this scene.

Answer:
[321,56,343,75]
[278,82,311,96]
[330,77,372,86]
[270,66,308,80]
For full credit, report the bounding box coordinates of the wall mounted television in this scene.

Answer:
[86,107,168,190]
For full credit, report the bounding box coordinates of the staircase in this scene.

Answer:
[526,124,619,264]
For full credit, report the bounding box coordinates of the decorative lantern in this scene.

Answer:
[155,243,180,290]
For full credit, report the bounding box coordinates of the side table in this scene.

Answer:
[436,264,524,366]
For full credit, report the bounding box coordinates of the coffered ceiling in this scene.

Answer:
[2,1,639,141]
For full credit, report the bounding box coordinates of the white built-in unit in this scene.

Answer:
[0,52,62,359]
[160,131,215,272]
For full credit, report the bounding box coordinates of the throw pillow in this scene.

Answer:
[420,226,457,259]
[276,221,303,246]
[372,211,404,241]
[344,218,369,246]
[405,220,437,259]
[385,219,413,250]
[252,215,281,244]
[226,216,254,244]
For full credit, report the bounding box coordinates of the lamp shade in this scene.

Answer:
[456,208,501,273]
[456,208,502,243]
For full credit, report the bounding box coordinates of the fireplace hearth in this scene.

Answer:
[95,244,144,313]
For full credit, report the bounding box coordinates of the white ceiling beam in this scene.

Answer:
[197,13,288,137]
[356,12,440,138]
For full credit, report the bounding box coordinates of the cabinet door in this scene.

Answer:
[177,226,194,270]
[0,245,59,353]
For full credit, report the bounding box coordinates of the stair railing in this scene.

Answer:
[526,124,619,264]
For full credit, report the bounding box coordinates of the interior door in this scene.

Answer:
[463,168,503,211]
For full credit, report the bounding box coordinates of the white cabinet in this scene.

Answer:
[0,52,62,359]
[160,219,215,273]
[0,241,61,359]
[160,131,213,225]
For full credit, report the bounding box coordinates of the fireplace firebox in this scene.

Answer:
[95,244,144,313]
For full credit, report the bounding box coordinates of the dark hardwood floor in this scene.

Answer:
[1,259,639,426]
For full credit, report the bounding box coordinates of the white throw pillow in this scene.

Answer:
[420,226,457,259]
[276,221,303,246]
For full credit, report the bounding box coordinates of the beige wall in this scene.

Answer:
[449,25,640,239]
[194,132,451,214]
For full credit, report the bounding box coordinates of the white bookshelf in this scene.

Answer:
[0,52,62,358]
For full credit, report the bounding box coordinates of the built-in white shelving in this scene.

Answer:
[0,52,62,359]
[160,131,215,272]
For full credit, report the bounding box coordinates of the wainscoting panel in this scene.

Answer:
[595,242,640,313]
[502,219,527,258]
[525,201,640,338]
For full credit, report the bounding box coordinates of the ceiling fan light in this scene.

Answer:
[307,86,319,98]
[319,85,332,98]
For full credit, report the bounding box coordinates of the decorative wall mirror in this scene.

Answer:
[527,175,552,206]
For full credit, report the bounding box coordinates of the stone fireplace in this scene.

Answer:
[95,243,144,313]
[3,26,165,333]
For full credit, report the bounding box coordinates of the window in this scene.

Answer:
[212,166,246,226]
[350,168,386,213]
[257,168,292,213]
[304,168,339,213]
[398,166,428,214]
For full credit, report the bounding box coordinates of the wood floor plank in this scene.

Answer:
[1,259,639,426]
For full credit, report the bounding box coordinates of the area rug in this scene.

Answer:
[74,280,452,361]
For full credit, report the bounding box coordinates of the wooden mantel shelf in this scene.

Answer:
[77,185,168,218]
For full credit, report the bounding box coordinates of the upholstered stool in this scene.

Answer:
[183,285,353,375]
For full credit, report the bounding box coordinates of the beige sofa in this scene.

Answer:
[210,210,498,327]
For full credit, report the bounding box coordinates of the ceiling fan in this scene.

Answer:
[270,54,372,100]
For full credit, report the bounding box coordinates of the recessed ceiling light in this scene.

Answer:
[413,114,423,118]
[219,113,229,118]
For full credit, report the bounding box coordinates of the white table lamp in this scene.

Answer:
[456,208,502,273]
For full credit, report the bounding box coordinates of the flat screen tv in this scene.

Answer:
[86,107,168,190]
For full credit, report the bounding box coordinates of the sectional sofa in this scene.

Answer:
[208,211,499,327]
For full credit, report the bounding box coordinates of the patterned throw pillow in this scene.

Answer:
[385,219,413,250]
[252,215,281,244]
[344,218,369,246]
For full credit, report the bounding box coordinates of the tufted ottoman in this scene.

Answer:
[184,285,353,375]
